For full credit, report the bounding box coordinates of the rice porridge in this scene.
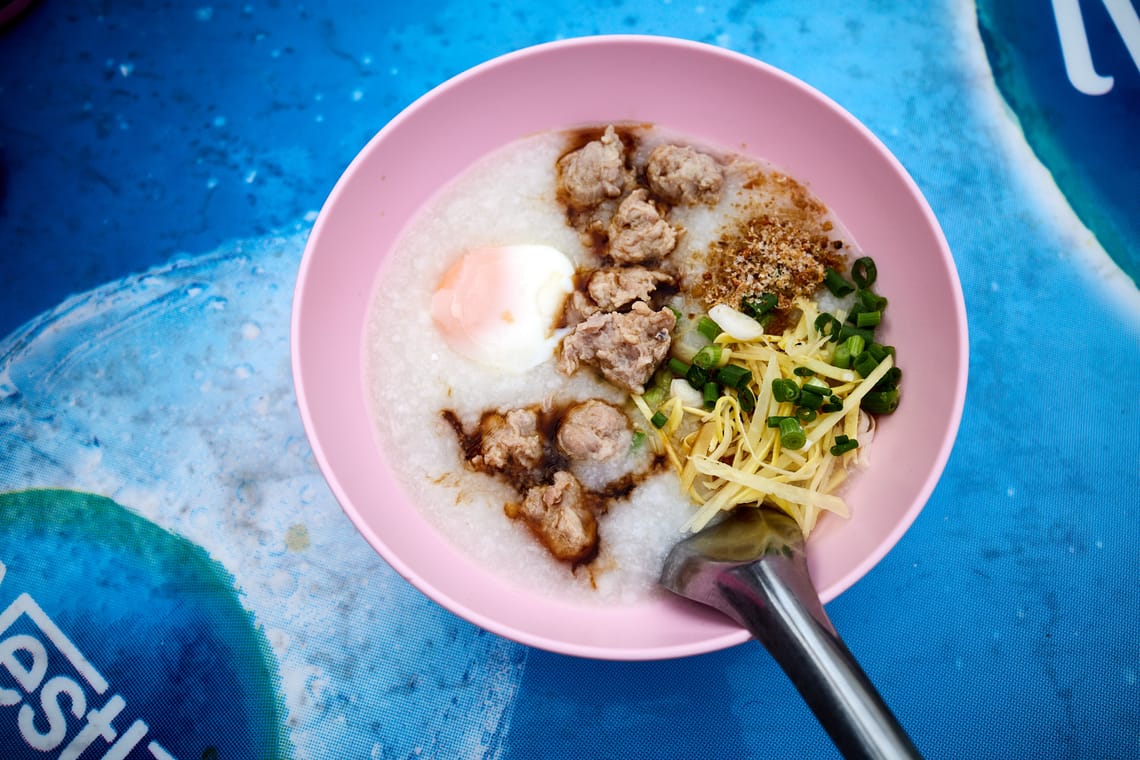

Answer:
[365,124,888,604]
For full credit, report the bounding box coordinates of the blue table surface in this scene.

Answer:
[1,1,1138,759]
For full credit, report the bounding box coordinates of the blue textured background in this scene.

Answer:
[1,1,1138,758]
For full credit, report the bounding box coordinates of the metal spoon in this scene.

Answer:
[660,505,923,760]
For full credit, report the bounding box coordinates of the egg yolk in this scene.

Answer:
[431,244,575,372]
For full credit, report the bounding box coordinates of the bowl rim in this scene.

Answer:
[291,33,969,660]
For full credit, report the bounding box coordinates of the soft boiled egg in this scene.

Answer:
[431,244,576,372]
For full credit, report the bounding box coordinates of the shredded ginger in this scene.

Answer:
[633,298,892,538]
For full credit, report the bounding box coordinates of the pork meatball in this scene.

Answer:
[557,399,631,462]
[509,471,598,564]
[477,408,543,471]
[587,266,674,312]
[646,144,724,205]
[608,189,678,263]
[557,301,676,394]
[557,125,631,208]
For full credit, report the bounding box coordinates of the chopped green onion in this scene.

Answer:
[643,386,666,409]
[852,257,877,288]
[741,293,778,321]
[778,417,806,449]
[702,381,720,410]
[832,343,852,369]
[630,430,647,451]
[856,310,881,328]
[692,344,723,369]
[686,364,710,389]
[874,366,902,391]
[822,399,844,413]
[853,351,880,378]
[814,313,842,342]
[866,343,894,363]
[650,411,669,428]
[830,438,860,456]
[856,289,888,312]
[793,367,815,377]
[767,415,789,428]
[667,305,683,321]
[796,407,818,422]
[696,315,722,341]
[737,386,757,414]
[797,387,824,410]
[772,378,800,403]
[843,334,866,358]
[834,434,851,444]
[804,377,831,395]
[824,268,855,297]
[668,357,690,376]
[838,324,874,344]
[716,364,753,390]
[862,389,900,414]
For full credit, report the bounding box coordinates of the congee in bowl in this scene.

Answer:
[292,36,968,659]
[368,122,893,603]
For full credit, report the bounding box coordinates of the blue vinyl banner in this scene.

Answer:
[0,1,1136,758]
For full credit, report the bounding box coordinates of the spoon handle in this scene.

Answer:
[718,558,923,760]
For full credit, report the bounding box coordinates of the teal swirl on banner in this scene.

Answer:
[978,0,1140,288]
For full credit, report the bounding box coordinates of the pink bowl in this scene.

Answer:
[291,35,968,660]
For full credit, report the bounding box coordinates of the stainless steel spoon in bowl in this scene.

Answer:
[660,505,923,760]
